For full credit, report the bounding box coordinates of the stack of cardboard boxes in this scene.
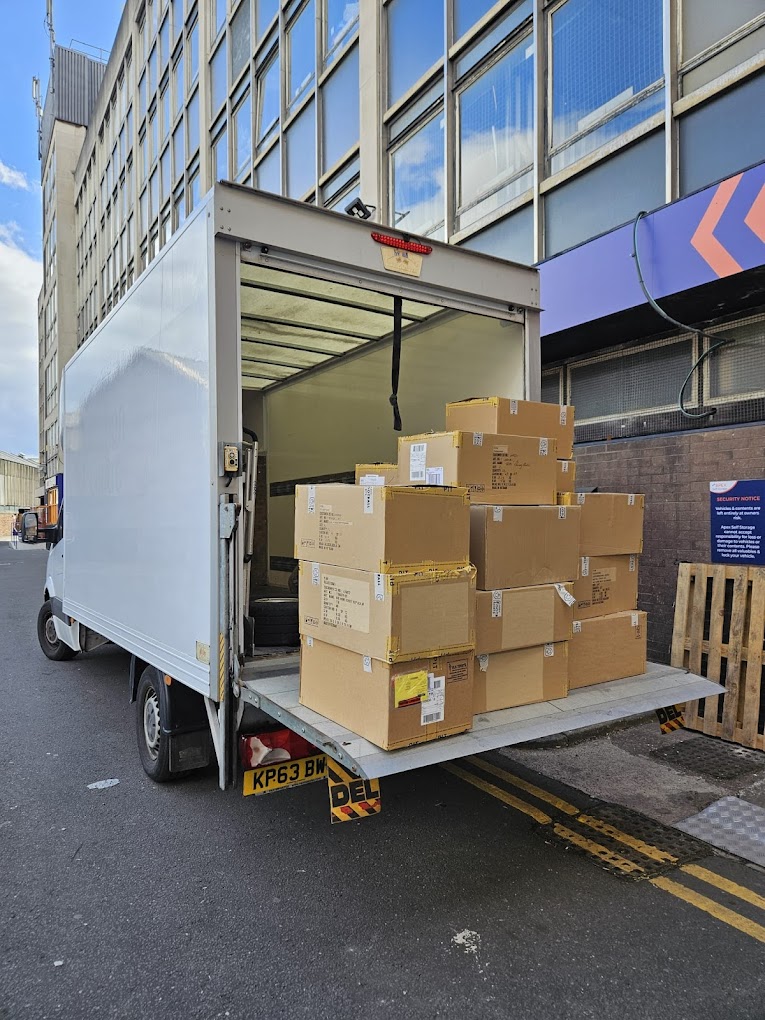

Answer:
[293,395,648,751]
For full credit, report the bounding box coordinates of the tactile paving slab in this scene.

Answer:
[677,797,765,867]
[649,735,765,780]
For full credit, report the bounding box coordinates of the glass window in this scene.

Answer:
[256,54,280,145]
[119,125,126,166]
[454,0,496,42]
[161,85,171,139]
[325,0,358,65]
[161,208,171,245]
[390,112,444,237]
[541,371,562,404]
[148,45,158,95]
[159,14,170,68]
[545,132,664,256]
[458,34,534,230]
[682,0,763,61]
[256,142,280,193]
[161,146,171,199]
[150,168,159,219]
[287,0,315,109]
[211,40,228,112]
[286,98,315,197]
[173,122,185,178]
[149,110,158,162]
[213,125,229,180]
[234,91,252,174]
[126,107,133,152]
[189,19,199,81]
[550,0,663,172]
[325,178,359,211]
[214,0,227,37]
[171,0,183,39]
[139,72,147,120]
[459,202,534,264]
[387,0,443,107]
[707,320,765,400]
[189,166,201,209]
[174,184,187,229]
[257,0,278,39]
[231,0,251,78]
[321,45,358,172]
[682,24,765,96]
[150,0,159,36]
[187,89,200,153]
[174,53,185,114]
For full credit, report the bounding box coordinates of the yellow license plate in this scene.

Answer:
[243,754,327,796]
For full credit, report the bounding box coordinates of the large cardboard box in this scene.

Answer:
[559,492,644,555]
[573,554,639,621]
[355,463,398,485]
[299,638,474,750]
[446,397,575,459]
[568,611,648,689]
[473,643,568,714]
[470,504,581,590]
[299,562,476,663]
[294,484,470,572]
[556,459,576,494]
[397,431,557,505]
[475,583,574,653]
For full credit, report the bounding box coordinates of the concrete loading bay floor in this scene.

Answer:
[4,544,765,1018]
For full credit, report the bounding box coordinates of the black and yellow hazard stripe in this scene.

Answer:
[656,704,685,733]
[444,754,765,942]
[327,760,382,823]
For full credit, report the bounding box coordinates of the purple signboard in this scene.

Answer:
[710,479,765,566]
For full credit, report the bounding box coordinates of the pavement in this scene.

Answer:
[3,543,765,1020]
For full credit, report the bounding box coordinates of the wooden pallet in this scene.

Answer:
[671,563,765,751]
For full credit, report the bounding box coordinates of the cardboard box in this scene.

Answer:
[294,484,470,572]
[470,504,581,590]
[446,397,575,459]
[568,611,648,689]
[299,562,476,663]
[558,492,644,555]
[573,554,639,621]
[355,463,398,485]
[397,431,557,506]
[556,459,576,494]
[473,643,568,714]
[299,638,474,750]
[475,583,574,653]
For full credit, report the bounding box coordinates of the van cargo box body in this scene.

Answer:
[446,397,575,459]
[397,431,557,505]
[470,505,581,590]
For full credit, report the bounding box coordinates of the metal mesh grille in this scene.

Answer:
[706,314,765,402]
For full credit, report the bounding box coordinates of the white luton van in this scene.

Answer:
[38,184,721,811]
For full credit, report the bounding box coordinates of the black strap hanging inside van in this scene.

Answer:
[390,296,403,432]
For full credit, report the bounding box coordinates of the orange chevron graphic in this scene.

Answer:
[744,181,765,245]
[690,174,744,278]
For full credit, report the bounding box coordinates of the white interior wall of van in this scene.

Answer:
[261,311,526,585]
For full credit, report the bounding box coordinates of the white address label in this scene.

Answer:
[307,485,316,514]
[544,643,554,657]
[539,437,549,456]
[577,493,586,505]
[473,432,483,446]
[560,406,568,426]
[493,506,503,522]
[581,556,589,577]
[629,555,636,572]
[554,583,576,607]
[421,675,445,726]
[558,506,567,520]
[311,562,320,585]
[363,485,374,514]
[409,442,427,483]
[491,590,503,618]
[573,621,582,634]
[478,654,489,673]
[374,573,385,602]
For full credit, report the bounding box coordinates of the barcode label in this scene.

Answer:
[491,590,503,618]
[311,562,320,585]
[560,406,568,426]
[473,432,483,446]
[422,712,443,725]
[363,485,374,514]
[573,621,582,634]
[539,437,549,456]
[510,400,518,414]
[628,494,636,506]
[631,612,639,628]
[362,655,372,673]
[558,506,567,519]
[629,555,636,572]
[374,573,385,602]
[544,643,554,657]
[306,636,313,647]
[409,442,427,482]
[426,467,444,485]
[493,506,503,522]
[577,493,585,505]
[478,654,489,672]
[581,556,589,577]
[307,485,316,514]
[554,583,576,607]
[561,460,569,473]
[421,675,445,726]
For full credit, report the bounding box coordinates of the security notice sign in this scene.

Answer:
[710,480,765,566]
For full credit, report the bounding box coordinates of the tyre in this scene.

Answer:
[136,668,172,782]
[250,597,299,647]
[37,601,79,661]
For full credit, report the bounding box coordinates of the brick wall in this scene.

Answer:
[0,513,13,538]
[574,423,765,663]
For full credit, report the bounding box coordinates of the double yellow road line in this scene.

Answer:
[444,757,765,944]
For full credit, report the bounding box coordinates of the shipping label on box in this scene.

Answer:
[295,484,470,572]
[398,431,557,506]
[572,554,638,620]
[556,459,576,494]
[475,583,574,654]
[299,639,474,750]
[470,504,581,590]
[473,643,568,714]
[299,562,476,663]
[559,492,644,555]
[355,463,399,486]
[567,610,647,689]
[446,397,575,459]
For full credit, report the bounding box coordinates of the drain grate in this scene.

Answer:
[649,735,765,781]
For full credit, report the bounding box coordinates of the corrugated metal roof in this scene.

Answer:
[0,451,40,468]
[40,46,106,168]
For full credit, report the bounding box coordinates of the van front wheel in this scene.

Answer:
[37,601,78,661]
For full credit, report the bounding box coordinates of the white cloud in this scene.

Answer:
[0,227,41,459]
[0,159,32,192]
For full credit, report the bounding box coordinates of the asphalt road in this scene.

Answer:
[3,543,765,1020]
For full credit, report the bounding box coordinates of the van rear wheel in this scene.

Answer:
[136,668,172,782]
[37,601,78,661]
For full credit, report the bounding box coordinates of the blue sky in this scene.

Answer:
[0,1,123,459]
